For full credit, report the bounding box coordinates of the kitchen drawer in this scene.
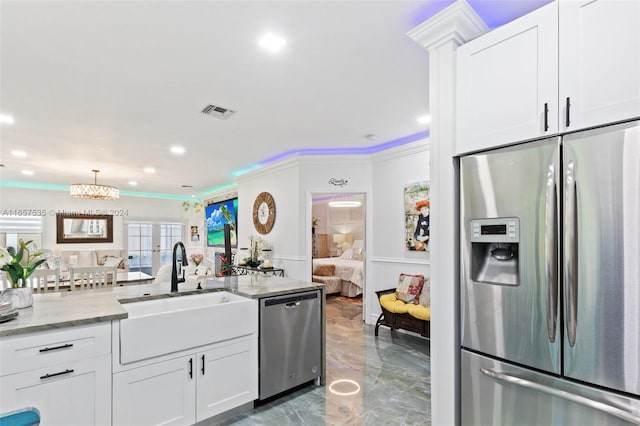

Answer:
[0,354,111,426]
[0,322,111,376]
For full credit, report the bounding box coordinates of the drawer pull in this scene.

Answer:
[39,343,74,353]
[40,369,74,380]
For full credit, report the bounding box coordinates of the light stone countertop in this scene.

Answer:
[0,275,324,337]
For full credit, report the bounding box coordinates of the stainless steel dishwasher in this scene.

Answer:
[259,290,321,400]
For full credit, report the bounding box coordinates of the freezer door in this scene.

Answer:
[462,350,640,426]
[461,137,561,374]
[563,120,640,396]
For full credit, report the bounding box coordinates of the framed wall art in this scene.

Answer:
[404,181,430,251]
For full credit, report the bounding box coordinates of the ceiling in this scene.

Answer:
[0,0,551,199]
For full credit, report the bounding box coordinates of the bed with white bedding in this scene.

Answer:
[312,241,364,297]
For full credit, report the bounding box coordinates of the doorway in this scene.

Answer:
[310,193,366,320]
[125,222,184,276]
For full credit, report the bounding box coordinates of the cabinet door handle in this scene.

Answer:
[40,369,74,380]
[565,97,571,128]
[39,343,73,352]
[201,355,205,375]
[188,358,193,379]
[544,103,549,132]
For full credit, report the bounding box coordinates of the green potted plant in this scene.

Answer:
[0,240,49,308]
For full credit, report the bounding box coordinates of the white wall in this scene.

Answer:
[0,186,185,251]
[235,160,303,276]
[368,140,430,324]
[207,140,430,325]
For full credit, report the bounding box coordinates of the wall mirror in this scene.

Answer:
[56,214,113,243]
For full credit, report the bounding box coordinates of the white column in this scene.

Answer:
[408,2,486,425]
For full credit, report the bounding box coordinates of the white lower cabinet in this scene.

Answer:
[196,339,258,420]
[113,356,196,426]
[113,337,257,426]
[0,323,112,426]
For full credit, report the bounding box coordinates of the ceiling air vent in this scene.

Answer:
[201,104,235,120]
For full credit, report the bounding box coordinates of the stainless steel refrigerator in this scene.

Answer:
[460,120,640,425]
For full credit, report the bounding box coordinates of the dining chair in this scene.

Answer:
[153,263,172,284]
[26,268,61,293]
[69,266,118,290]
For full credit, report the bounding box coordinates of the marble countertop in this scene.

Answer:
[0,275,323,337]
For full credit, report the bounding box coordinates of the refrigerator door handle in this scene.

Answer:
[564,160,578,347]
[480,368,640,424]
[545,162,558,343]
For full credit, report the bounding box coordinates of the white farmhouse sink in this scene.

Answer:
[119,291,258,364]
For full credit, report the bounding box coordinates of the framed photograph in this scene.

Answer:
[56,214,113,244]
[404,181,430,251]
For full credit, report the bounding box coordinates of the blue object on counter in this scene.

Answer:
[0,407,40,426]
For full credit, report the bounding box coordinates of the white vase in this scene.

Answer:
[0,287,34,309]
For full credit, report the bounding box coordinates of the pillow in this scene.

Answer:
[395,273,425,305]
[77,251,97,267]
[68,254,79,266]
[340,249,353,259]
[102,255,123,268]
[313,264,335,276]
[352,253,364,261]
[418,278,431,307]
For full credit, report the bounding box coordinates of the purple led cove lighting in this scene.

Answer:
[257,130,430,168]
[415,0,553,30]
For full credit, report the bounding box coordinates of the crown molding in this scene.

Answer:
[372,138,430,163]
[407,0,488,50]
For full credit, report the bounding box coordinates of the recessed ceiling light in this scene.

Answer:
[21,170,34,175]
[0,114,15,125]
[11,150,27,157]
[170,145,185,155]
[128,181,138,186]
[259,32,286,53]
[144,167,155,173]
[417,115,432,125]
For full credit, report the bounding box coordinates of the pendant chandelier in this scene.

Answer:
[70,169,119,200]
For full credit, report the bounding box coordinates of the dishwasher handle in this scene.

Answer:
[285,302,301,309]
[263,291,318,307]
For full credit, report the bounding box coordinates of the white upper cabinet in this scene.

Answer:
[559,0,640,131]
[456,0,640,154]
[456,2,558,154]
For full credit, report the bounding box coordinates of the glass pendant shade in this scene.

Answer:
[70,170,119,200]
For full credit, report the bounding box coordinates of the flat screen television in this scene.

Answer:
[205,197,238,248]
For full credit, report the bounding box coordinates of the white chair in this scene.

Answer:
[69,266,117,290]
[153,263,172,284]
[26,268,60,293]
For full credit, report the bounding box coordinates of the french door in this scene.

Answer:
[126,222,184,276]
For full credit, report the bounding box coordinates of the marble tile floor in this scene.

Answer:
[219,295,431,425]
